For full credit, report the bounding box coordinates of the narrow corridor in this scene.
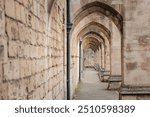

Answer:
[74,69,118,100]
[1,0,150,100]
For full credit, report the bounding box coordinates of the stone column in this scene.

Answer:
[81,42,84,77]
[120,0,150,100]
[102,43,111,82]
[101,43,105,69]
[99,46,102,67]
[108,22,122,90]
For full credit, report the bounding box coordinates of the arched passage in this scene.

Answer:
[71,0,123,98]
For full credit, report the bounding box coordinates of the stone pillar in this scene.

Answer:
[101,43,111,82]
[105,44,110,71]
[99,46,102,67]
[81,42,84,76]
[108,22,122,90]
[101,43,105,69]
[120,0,150,100]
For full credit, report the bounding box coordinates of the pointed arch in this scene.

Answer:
[73,1,123,33]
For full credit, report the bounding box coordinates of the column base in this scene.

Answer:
[119,86,150,100]
[107,75,122,90]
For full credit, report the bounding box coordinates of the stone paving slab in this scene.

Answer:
[74,69,118,100]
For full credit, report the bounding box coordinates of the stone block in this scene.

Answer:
[39,6,45,21]
[24,44,30,58]
[18,42,24,58]
[137,95,150,100]
[44,81,49,94]
[30,60,36,75]
[56,84,60,98]
[27,76,36,93]
[33,17,37,30]
[120,95,137,100]
[18,23,26,42]
[20,5,27,24]
[25,28,31,44]
[0,83,2,99]
[28,0,33,11]
[33,0,38,16]
[56,91,64,100]
[0,0,4,9]
[7,81,19,99]
[23,60,29,77]
[48,77,52,91]
[0,38,7,62]
[20,59,26,78]
[5,0,15,19]
[8,40,18,57]
[3,59,20,80]
[18,79,28,99]
[15,1,21,21]
[31,15,35,29]
[35,85,45,99]
[30,31,36,45]
[107,76,122,90]
[44,91,52,100]
[29,46,34,58]
[35,73,41,87]
[35,46,39,58]
[26,59,31,76]
[48,57,52,68]
[0,63,2,83]
[35,59,39,73]
[59,79,64,90]
[6,18,19,40]
[0,8,5,35]
[0,83,8,99]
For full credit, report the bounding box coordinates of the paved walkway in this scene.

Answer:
[73,68,118,100]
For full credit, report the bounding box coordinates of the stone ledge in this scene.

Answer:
[120,86,150,95]
[108,75,122,82]
[107,75,122,90]
[101,71,110,76]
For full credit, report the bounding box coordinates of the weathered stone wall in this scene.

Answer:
[1,0,150,100]
[47,0,66,100]
[120,0,150,99]
[123,0,150,86]
[0,0,66,100]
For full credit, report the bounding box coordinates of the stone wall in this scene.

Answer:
[0,0,66,100]
[1,0,150,100]
[120,0,150,99]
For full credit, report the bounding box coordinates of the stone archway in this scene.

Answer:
[70,0,123,97]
